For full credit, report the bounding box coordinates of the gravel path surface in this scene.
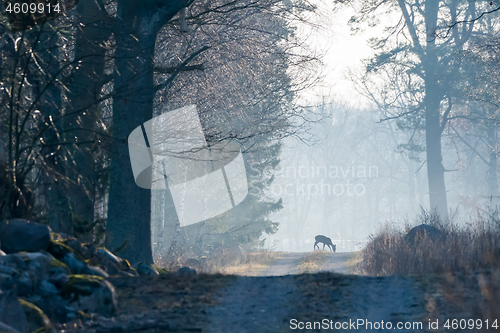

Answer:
[260,252,306,276]
[206,276,299,333]
[260,251,359,276]
[58,254,498,333]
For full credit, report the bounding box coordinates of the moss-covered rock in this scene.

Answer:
[60,275,116,316]
[92,248,134,275]
[19,299,54,333]
[49,259,70,275]
[46,241,74,261]
[0,219,51,254]
[136,262,159,276]
[152,265,169,275]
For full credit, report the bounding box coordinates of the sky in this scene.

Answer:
[300,3,385,105]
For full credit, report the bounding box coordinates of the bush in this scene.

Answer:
[359,212,500,275]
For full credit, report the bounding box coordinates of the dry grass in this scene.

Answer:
[200,249,278,275]
[296,251,329,273]
[359,213,500,276]
[358,213,500,323]
[154,247,277,275]
[209,250,277,275]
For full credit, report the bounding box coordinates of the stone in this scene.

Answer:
[178,267,197,277]
[0,290,28,333]
[136,262,159,276]
[62,253,88,274]
[405,224,446,248]
[17,271,35,296]
[27,294,70,324]
[47,272,69,289]
[0,321,23,333]
[19,299,55,333]
[47,241,76,261]
[84,266,109,278]
[0,219,51,254]
[60,275,117,317]
[0,265,20,278]
[38,280,58,296]
[93,248,132,275]
[65,238,97,260]
[18,252,53,277]
[48,258,70,275]
[0,253,28,270]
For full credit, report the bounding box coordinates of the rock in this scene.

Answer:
[18,252,53,277]
[178,267,196,277]
[26,294,71,324]
[47,272,69,289]
[65,238,94,260]
[0,290,28,333]
[48,258,70,275]
[19,299,55,333]
[93,248,132,275]
[405,224,446,248]
[136,262,159,276]
[0,265,20,278]
[38,280,58,296]
[0,273,15,290]
[62,253,88,274]
[152,265,169,275]
[17,271,35,296]
[0,219,51,254]
[61,275,117,317]
[0,253,28,270]
[15,252,55,295]
[84,266,109,278]
[48,241,90,275]
[0,321,23,333]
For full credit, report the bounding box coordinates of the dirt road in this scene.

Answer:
[68,253,498,333]
[205,253,497,332]
[260,251,359,276]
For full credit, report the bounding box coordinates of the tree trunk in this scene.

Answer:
[424,89,448,218]
[106,0,188,264]
[423,0,448,219]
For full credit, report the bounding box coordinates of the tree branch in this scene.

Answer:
[155,46,209,92]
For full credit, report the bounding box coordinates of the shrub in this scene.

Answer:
[359,212,500,275]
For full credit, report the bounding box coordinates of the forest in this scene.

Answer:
[1,0,500,332]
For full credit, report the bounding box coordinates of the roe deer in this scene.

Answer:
[314,235,336,252]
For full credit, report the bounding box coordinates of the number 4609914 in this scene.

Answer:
[444,319,498,330]
[5,2,60,14]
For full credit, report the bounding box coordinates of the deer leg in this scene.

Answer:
[314,242,318,250]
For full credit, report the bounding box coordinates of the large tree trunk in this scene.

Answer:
[65,0,111,225]
[106,0,187,264]
[423,0,448,219]
[424,88,448,218]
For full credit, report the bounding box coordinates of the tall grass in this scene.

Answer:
[155,247,276,275]
[360,211,500,276]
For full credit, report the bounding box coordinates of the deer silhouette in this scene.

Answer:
[314,235,336,252]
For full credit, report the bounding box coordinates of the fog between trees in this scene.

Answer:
[1,0,500,261]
